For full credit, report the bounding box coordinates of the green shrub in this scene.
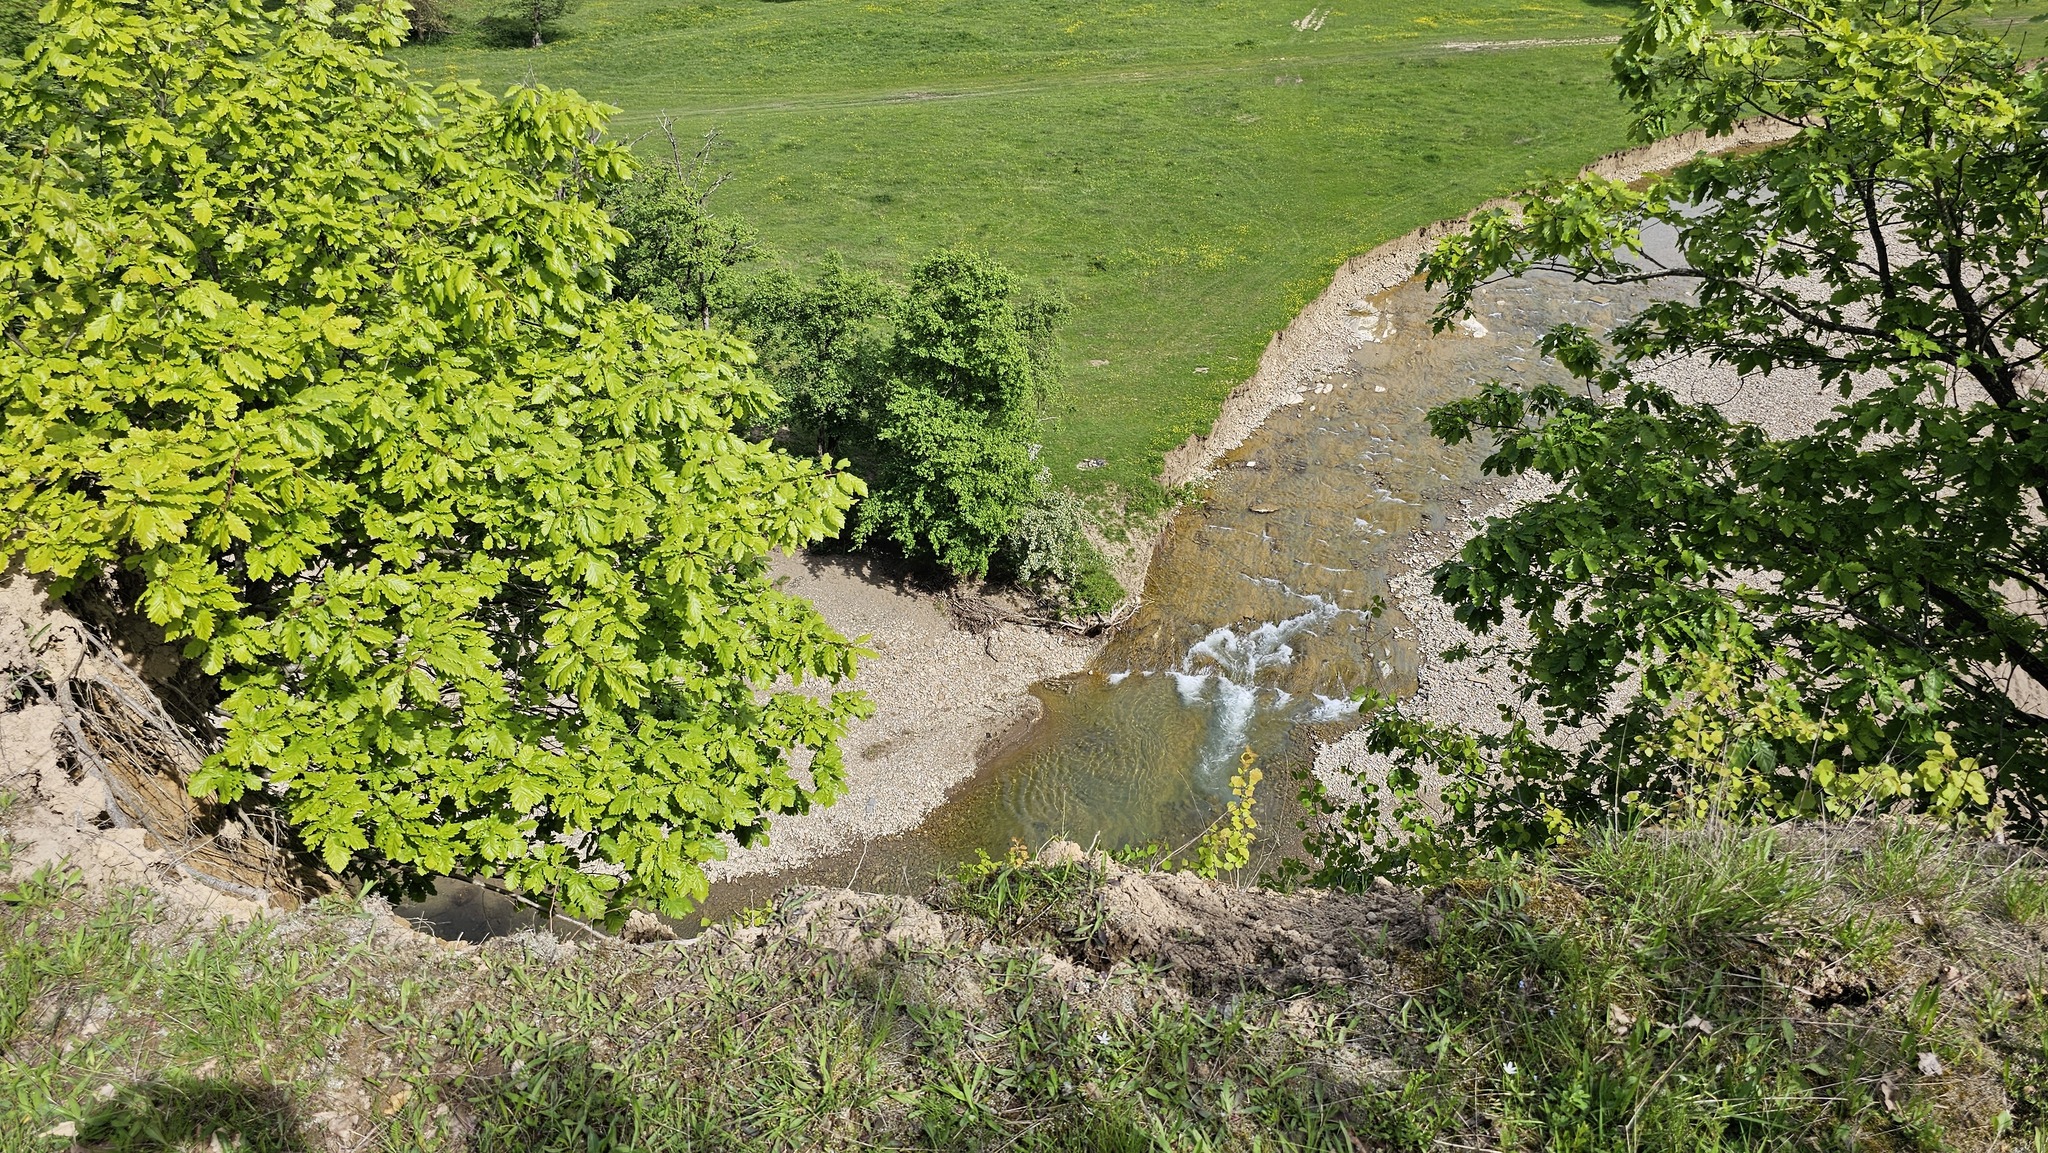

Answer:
[0,0,867,919]
[0,0,36,58]
[853,249,1060,579]
[735,254,897,457]
[1068,553,1125,616]
[601,126,760,331]
[1003,485,1125,616]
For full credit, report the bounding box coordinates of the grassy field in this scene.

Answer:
[398,0,1644,500]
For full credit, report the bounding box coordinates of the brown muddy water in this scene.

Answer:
[403,262,1678,940]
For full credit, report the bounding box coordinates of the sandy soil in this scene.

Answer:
[703,554,1100,881]
[0,572,265,921]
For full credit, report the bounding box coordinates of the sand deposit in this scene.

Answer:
[704,554,1100,880]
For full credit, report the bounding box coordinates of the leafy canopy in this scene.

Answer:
[597,152,1099,595]
[736,252,898,459]
[601,125,758,332]
[852,249,1063,579]
[733,248,1068,581]
[1320,0,2048,876]
[0,0,867,918]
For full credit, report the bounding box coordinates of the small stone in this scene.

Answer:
[42,1122,77,1138]
[1917,1051,1944,1077]
[1039,841,1089,866]
[622,910,679,944]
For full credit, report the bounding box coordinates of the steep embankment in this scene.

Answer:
[7,824,2046,1149]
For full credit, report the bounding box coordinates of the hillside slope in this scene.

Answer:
[6,823,2046,1150]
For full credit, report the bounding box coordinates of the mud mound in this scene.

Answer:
[718,886,956,965]
[709,842,1428,997]
[1084,856,1425,987]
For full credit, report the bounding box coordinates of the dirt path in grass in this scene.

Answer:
[602,35,1624,128]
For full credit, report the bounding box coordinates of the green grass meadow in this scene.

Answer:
[400,0,1642,498]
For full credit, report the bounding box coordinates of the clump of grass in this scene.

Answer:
[936,839,1101,940]
[1847,820,1973,904]
[1998,869,2048,924]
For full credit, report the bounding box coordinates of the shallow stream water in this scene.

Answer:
[405,260,1677,939]
[667,264,1686,927]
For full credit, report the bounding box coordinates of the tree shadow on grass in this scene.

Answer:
[76,1077,306,1152]
[470,15,582,47]
[439,1042,645,1151]
[74,1047,644,1150]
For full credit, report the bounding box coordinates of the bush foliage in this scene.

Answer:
[601,126,758,332]
[851,251,1065,578]
[1004,485,1123,616]
[598,148,1110,598]
[731,248,1072,581]
[0,0,867,918]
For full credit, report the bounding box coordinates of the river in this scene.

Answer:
[404,254,1679,938]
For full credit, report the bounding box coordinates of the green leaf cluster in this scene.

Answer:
[600,127,758,332]
[1003,484,1123,616]
[737,251,897,458]
[0,0,868,918]
[853,250,1065,579]
[0,0,37,59]
[738,248,1066,580]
